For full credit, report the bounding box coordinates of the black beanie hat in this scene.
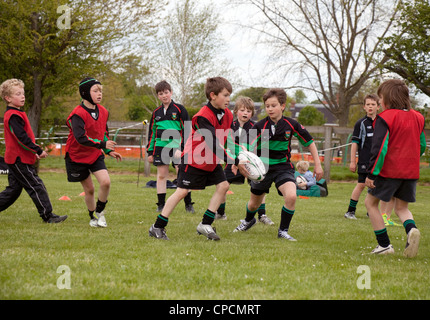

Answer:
[79,77,101,105]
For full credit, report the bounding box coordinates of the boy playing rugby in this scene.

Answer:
[365,79,426,257]
[149,77,247,240]
[65,77,122,228]
[233,88,323,240]
[0,79,67,223]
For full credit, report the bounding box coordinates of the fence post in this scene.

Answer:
[323,124,337,182]
[144,124,151,177]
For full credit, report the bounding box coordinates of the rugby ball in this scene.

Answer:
[238,151,266,181]
[296,175,307,190]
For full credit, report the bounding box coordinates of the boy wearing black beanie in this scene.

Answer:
[65,77,122,227]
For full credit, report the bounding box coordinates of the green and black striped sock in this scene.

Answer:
[245,205,258,222]
[280,206,295,231]
[348,199,358,213]
[403,219,417,235]
[154,214,168,229]
[202,209,216,225]
[257,203,266,218]
[374,228,390,247]
[217,203,226,216]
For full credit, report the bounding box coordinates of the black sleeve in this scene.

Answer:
[180,106,190,151]
[9,115,43,155]
[367,117,389,179]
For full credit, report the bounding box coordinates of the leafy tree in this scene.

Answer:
[297,106,326,126]
[0,0,161,135]
[381,0,430,97]
[235,0,401,126]
[154,0,232,107]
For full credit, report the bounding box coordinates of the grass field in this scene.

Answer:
[0,158,429,300]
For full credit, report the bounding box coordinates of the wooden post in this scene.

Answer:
[323,124,338,182]
[144,124,150,177]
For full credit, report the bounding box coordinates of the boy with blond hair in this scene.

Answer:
[216,96,273,225]
[365,79,426,257]
[0,79,67,223]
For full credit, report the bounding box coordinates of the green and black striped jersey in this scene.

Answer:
[250,116,314,171]
[146,101,189,154]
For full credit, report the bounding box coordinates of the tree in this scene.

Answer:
[0,0,162,135]
[297,106,325,126]
[155,0,232,107]
[235,0,401,126]
[381,0,430,97]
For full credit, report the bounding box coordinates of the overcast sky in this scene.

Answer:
[167,0,429,106]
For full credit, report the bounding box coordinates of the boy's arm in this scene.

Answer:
[420,129,426,156]
[367,117,389,179]
[307,142,323,181]
[9,115,43,155]
[180,106,190,152]
[349,143,358,172]
[146,112,156,154]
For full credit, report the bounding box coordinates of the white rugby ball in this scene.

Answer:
[296,175,307,190]
[238,151,266,181]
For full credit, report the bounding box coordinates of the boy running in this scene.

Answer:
[233,88,323,241]
[0,79,67,223]
[65,77,122,228]
[149,77,247,241]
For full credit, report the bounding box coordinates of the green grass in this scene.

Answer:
[0,158,429,300]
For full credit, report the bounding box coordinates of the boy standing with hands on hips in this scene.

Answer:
[65,77,122,228]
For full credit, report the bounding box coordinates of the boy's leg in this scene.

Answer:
[365,192,393,254]
[393,198,420,258]
[258,195,274,225]
[277,181,297,240]
[80,175,96,213]
[174,164,194,212]
[0,170,23,212]
[345,182,365,219]
[233,192,264,232]
[197,181,230,241]
[11,162,66,223]
[150,187,189,240]
[380,198,400,226]
[92,169,111,227]
[156,165,169,211]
